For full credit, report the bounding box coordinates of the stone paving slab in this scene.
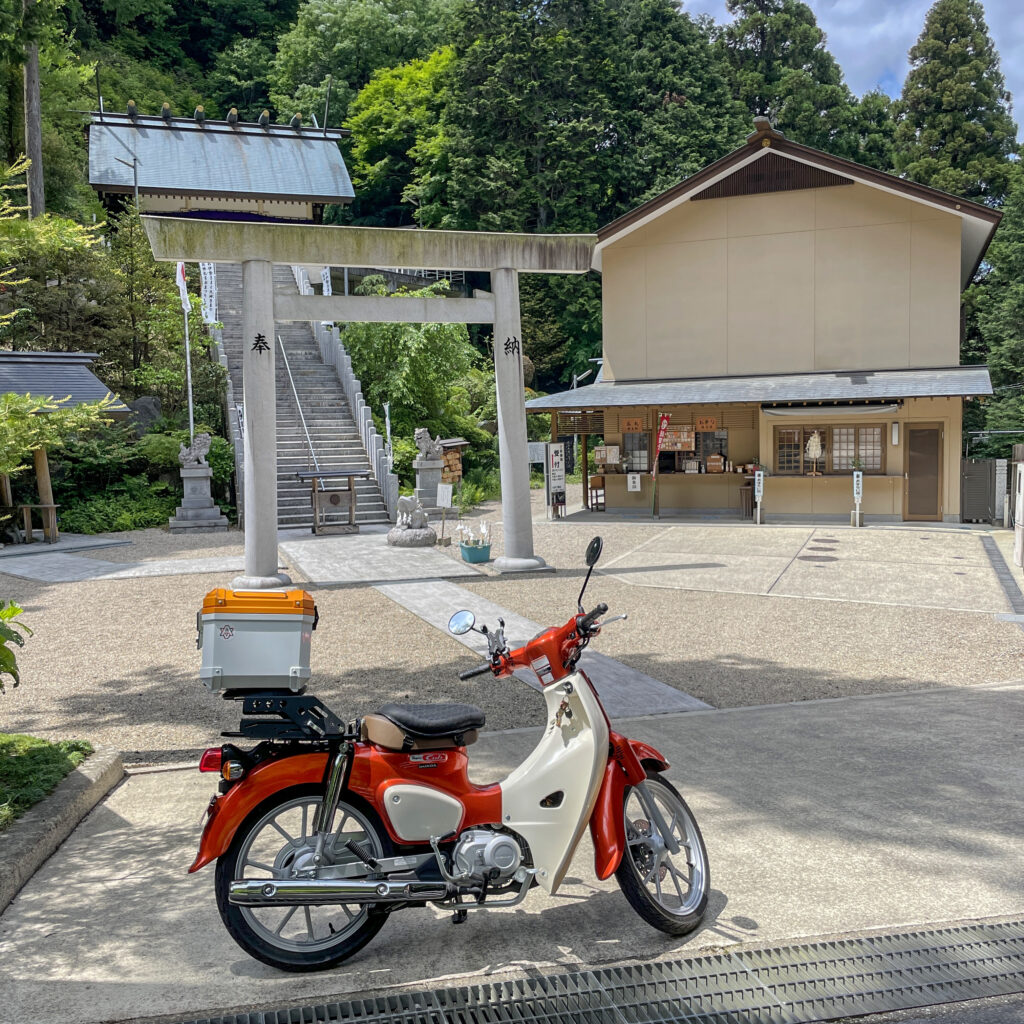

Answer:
[375,579,709,716]
[3,682,1023,1024]
[602,549,795,596]
[0,552,260,582]
[280,532,482,585]
[771,554,1010,613]
[0,535,130,559]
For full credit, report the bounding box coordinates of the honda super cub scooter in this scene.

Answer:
[190,536,709,971]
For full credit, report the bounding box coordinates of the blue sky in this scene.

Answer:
[685,0,1024,128]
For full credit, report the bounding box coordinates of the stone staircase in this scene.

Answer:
[215,264,391,529]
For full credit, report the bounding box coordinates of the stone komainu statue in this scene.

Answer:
[396,495,429,530]
[178,432,212,467]
[413,428,443,461]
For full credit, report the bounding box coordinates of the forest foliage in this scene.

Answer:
[0,0,1023,463]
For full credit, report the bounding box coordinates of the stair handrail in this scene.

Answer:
[276,333,322,488]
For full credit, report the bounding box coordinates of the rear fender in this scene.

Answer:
[588,734,670,881]
[188,751,329,873]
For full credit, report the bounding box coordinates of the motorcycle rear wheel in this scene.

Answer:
[215,784,393,971]
[615,772,709,936]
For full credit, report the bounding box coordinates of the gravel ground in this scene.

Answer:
[450,485,1024,707]
[75,527,246,563]
[1,569,546,764]
[4,506,1022,762]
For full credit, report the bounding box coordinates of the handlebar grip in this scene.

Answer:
[578,602,609,632]
[459,663,493,680]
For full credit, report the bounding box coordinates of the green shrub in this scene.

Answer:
[0,734,93,830]
[58,476,180,534]
[136,429,235,488]
[0,601,31,692]
[391,436,418,485]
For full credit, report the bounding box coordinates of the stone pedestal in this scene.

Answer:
[413,458,443,510]
[387,525,437,547]
[169,466,229,533]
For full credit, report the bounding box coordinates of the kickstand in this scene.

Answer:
[451,894,467,924]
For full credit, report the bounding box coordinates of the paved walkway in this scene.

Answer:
[601,525,1017,613]
[0,551,261,582]
[376,579,710,715]
[3,681,1022,1024]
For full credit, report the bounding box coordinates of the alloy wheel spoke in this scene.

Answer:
[244,859,276,874]
[274,906,297,936]
[270,819,295,844]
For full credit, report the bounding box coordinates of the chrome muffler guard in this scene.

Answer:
[228,877,450,907]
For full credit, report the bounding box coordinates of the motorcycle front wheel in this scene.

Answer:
[214,784,393,971]
[615,771,709,936]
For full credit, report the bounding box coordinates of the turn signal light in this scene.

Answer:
[199,748,223,773]
[222,760,245,781]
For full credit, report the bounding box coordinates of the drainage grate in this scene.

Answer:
[174,919,1024,1024]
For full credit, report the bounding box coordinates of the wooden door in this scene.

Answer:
[904,426,942,521]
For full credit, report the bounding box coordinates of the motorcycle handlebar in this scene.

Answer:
[578,602,608,632]
[459,663,493,680]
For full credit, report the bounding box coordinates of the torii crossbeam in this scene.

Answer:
[143,217,596,585]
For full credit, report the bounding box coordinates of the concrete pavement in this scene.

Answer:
[2,680,1023,1024]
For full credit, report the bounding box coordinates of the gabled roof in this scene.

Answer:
[89,113,354,205]
[596,121,1001,289]
[525,365,992,411]
[0,352,128,413]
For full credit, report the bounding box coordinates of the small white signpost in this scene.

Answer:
[753,470,764,524]
[627,472,641,492]
[436,481,454,545]
[545,441,566,518]
[852,470,864,527]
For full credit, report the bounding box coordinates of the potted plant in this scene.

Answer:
[457,522,491,563]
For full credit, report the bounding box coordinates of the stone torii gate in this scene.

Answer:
[142,217,596,587]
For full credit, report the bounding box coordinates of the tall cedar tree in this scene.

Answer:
[412,0,745,386]
[716,0,858,157]
[893,0,1016,204]
[974,161,1024,452]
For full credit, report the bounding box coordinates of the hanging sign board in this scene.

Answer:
[622,417,643,433]
[527,441,546,464]
[853,471,863,503]
[652,413,671,475]
[605,445,619,464]
[661,425,694,452]
[627,473,642,492]
[695,416,717,432]
[754,470,764,502]
[436,483,454,509]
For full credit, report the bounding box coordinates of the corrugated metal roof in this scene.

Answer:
[525,365,992,410]
[0,352,127,410]
[89,117,354,203]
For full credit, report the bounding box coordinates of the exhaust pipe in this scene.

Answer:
[228,877,450,907]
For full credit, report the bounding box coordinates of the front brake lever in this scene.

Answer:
[597,614,629,627]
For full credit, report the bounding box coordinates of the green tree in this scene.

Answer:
[974,163,1024,452]
[715,0,858,156]
[346,46,455,226]
[341,275,477,434]
[851,89,897,172]
[269,0,456,124]
[208,38,274,121]
[893,0,1016,203]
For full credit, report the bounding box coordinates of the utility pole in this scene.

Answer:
[23,35,44,217]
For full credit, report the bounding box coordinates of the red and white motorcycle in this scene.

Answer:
[191,536,709,971]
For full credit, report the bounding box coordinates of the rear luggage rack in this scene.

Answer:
[220,689,354,741]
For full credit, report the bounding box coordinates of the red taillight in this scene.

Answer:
[199,747,223,773]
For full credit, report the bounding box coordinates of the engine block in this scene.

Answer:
[453,828,522,883]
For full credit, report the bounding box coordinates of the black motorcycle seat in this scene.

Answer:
[377,702,486,738]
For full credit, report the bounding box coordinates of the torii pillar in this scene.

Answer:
[491,268,545,571]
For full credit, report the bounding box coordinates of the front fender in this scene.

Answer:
[188,752,329,873]
[588,734,670,881]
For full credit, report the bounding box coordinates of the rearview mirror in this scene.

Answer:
[585,536,604,567]
[448,609,476,635]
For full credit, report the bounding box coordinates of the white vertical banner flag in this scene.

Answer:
[176,262,192,313]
